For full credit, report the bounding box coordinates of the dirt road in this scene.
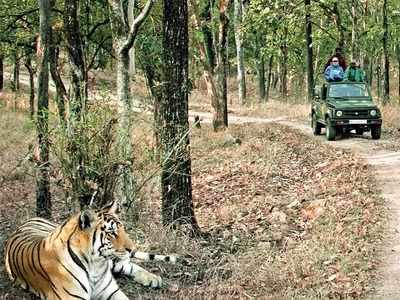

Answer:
[190,112,400,299]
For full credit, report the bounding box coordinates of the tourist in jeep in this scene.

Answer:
[324,57,344,82]
[344,60,365,82]
[324,47,347,71]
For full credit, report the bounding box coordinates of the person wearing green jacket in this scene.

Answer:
[344,60,365,82]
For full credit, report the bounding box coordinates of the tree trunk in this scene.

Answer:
[377,64,381,99]
[266,55,273,102]
[37,0,52,218]
[216,0,230,128]
[280,40,288,98]
[13,53,20,91]
[382,0,390,103]
[305,0,314,101]
[24,57,35,120]
[161,0,199,231]
[333,1,345,49]
[108,0,155,207]
[397,46,400,98]
[257,55,266,101]
[0,54,3,91]
[369,57,374,87]
[49,31,67,126]
[234,0,246,104]
[128,0,137,76]
[64,0,90,208]
[115,48,137,206]
[350,0,357,61]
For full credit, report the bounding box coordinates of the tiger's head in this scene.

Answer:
[66,201,136,261]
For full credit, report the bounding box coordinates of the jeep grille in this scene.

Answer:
[343,110,369,118]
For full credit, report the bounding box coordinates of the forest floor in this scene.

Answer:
[0,78,399,299]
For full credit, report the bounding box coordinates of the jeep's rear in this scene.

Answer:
[311,82,382,141]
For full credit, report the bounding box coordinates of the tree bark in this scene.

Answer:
[234,0,246,104]
[24,57,35,120]
[397,46,400,98]
[13,52,20,91]
[280,27,288,98]
[305,0,314,102]
[64,0,90,208]
[37,0,52,218]
[161,0,199,231]
[382,0,390,103]
[216,0,230,127]
[0,54,3,91]
[350,0,357,61]
[257,56,266,101]
[266,55,273,103]
[108,0,155,207]
[333,1,345,49]
[49,31,67,126]
[254,33,265,101]
[190,0,229,131]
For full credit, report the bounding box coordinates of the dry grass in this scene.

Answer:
[123,121,385,299]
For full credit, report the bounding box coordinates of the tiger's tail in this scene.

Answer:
[131,251,178,264]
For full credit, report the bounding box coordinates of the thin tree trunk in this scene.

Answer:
[24,57,35,120]
[64,0,89,208]
[128,0,136,76]
[305,0,314,101]
[280,35,288,98]
[369,57,374,87]
[333,1,345,49]
[37,0,52,218]
[190,0,228,131]
[377,64,381,99]
[13,53,20,91]
[350,0,357,61]
[49,36,67,126]
[0,54,3,91]
[216,0,230,127]
[108,0,154,207]
[383,0,390,103]
[397,46,400,98]
[234,0,246,104]
[266,55,273,102]
[161,0,199,231]
[257,56,266,101]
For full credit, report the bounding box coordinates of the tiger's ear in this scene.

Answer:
[79,210,95,230]
[101,201,121,215]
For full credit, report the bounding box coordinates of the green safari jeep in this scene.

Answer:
[311,82,382,141]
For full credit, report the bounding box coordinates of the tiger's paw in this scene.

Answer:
[135,271,163,288]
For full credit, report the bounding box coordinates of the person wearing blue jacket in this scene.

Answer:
[324,57,344,82]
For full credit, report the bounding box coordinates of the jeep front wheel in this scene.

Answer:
[312,114,322,135]
[326,118,336,141]
[371,126,381,140]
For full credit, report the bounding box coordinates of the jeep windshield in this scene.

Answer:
[328,83,370,98]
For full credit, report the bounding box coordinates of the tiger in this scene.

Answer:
[4,201,177,300]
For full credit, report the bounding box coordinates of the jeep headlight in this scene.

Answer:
[336,110,343,117]
[370,109,377,117]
